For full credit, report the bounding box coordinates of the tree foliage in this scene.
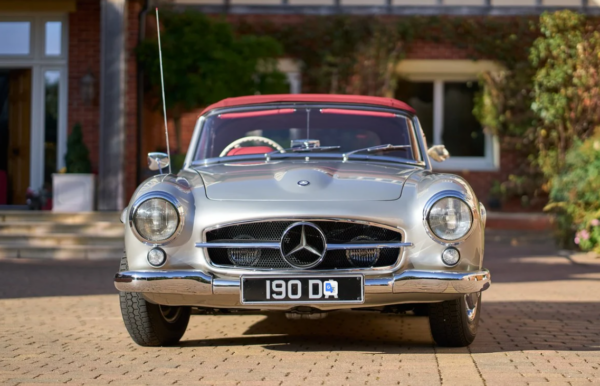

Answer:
[138,11,288,152]
[530,10,600,178]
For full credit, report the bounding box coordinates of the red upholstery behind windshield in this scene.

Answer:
[227,146,274,156]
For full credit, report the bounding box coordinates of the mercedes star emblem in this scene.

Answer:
[297,180,310,187]
[280,222,326,269]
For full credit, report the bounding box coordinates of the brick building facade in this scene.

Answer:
[0,0,597,210]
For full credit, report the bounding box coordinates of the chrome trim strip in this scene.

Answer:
[213,278,240,295]
[412,116,431,171]
[128,191,185,246]
[196,242,413,250]
[364,277,394,294]
[327,242,413,250]
[114,270,212,295]
[196,242,280,249]
[113,269,490,297]
[393,269,490,294]
[422,190,478,247]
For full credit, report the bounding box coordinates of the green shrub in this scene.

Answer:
[547,133,600,253]
[137,11,288,153]
[530,10,600,179]
[65,123,92,174]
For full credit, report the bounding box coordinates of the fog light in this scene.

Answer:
[346,235,380,267]
[442,248,460,266]
[147,248,166,267]
[228,235,261,266]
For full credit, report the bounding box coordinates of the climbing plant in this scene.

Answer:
[530,10,600,178]
[138,11,288,153]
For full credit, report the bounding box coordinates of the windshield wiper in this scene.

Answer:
[265,144,341,161]
[270,145,341,154]
[343,144,411,161]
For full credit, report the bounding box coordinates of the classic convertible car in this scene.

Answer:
[115,94,490,347]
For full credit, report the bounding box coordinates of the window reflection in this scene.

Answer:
[44,71,60,185]
[0,22,30,55]
[45,22,62,56]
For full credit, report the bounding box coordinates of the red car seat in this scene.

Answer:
[227,146,274,156]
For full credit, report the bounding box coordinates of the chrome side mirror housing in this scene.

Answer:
[427,145,450,163]
[148,152,170,173]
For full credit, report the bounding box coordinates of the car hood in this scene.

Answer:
[194,161,417,201]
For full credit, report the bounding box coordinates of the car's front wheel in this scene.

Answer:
[118,256,191,347]
[428,292,481,347]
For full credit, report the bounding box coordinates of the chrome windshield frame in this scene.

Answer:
[185,103,430,169]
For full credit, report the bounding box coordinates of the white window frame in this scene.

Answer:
[397,60,501,172]
[0,13,68,191]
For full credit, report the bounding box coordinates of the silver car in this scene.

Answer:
[115,94,490,348]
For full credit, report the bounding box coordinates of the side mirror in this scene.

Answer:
[427,145,450,163]
[148,152,170,173]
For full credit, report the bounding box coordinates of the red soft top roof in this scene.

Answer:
[199,94,415,116]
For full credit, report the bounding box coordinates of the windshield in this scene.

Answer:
[193,105,420,163]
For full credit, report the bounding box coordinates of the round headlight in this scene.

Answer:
[133,198,180,242]
[427,197,473,241]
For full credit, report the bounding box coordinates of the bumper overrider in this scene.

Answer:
[114,269,491,299]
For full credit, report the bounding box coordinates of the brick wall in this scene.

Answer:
[451,149,522,208]
[69,0,141,204]
[68,0,101,173]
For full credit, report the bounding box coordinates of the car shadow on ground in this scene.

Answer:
[180,300,600,354]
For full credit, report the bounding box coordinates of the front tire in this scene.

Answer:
[118,256,191,347]
[428,292,481,347]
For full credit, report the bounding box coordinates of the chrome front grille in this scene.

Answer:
[201,220,405,270]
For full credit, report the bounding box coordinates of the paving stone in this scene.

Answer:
[1,235,600,385]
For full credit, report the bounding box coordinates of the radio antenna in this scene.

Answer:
[156,8,172,173]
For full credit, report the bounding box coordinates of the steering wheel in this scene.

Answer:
[219,136,285,157]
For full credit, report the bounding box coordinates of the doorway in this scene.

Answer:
[0,69,31,205]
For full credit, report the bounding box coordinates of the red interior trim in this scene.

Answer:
[227,146,274,156]
[320,109,397,118]
[219,108,296,119]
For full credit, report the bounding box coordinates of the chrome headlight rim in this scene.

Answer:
[129,191,185,246]
[423,190,476,246]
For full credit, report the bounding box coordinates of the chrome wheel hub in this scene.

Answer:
[464,292,480,323]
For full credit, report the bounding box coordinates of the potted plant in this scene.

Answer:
[52,123,95,212]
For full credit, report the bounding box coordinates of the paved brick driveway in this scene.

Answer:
[1,231,600,385]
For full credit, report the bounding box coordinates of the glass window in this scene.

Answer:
[396,79,486,159]
[0,22,30,55]
[194,107,416,162]
[45,22,62,56]
[44,71,60,184]
[395,80,434,144]
[442,81,484,157]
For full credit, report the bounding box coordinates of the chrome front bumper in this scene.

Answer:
[114,269,491,297]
